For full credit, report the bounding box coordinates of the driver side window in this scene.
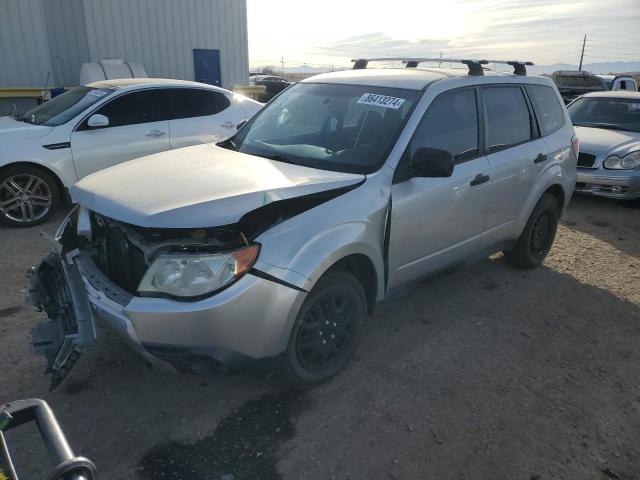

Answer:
[410,89,479,163]
[395,89,479,183]
[78,89,171,130]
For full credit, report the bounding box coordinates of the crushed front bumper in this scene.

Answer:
[28,249,307,384]
[575,168,640,199]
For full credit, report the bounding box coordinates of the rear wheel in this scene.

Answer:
[504,193,560,269]
[0,165,59,227]
[284,271,366,387]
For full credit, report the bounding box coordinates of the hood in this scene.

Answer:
[0,116,53,140]
[574,126,640,157]
[71,144,365,228]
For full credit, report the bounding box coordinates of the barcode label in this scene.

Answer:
[357,93,406,109]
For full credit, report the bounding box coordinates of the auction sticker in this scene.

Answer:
[357,93,406,109]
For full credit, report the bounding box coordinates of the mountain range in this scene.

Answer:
[253,61,640,75]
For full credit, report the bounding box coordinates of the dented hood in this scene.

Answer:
[71,143,364,228]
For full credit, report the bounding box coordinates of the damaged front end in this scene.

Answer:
[28,179,360,388]
[28,246,96,390]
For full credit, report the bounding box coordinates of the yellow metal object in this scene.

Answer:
[0,88,43,98]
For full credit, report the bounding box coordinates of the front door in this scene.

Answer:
[387,88,490,290]
[71,89,171,179]
[193,49,222,86]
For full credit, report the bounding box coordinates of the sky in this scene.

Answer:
[247,0,640,69]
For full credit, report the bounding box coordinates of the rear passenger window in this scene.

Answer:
[171,89,231,119]
[483,86,531,152]
[525,84,565,136]
[409,89,479,163]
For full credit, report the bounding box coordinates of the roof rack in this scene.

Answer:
[351,58,534,76]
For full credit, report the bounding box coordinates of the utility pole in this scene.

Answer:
[578,34,587,71]
[281,57,285,75]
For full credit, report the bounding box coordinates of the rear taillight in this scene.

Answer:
[571,135,580,159]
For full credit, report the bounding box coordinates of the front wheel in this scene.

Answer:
[284,271,366,387]
[0,165,59,227]
[504,193,560,269]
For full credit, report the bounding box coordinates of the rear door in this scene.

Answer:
[71,89,171,179]
[480,85,549,245]
[169,88,242,148]
[387,88,491,290]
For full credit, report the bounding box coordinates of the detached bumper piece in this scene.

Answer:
[0,399,96,480]
[28,252,96,390]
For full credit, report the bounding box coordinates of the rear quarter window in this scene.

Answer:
[525,84,566,136]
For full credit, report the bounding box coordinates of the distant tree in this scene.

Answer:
[261,66,277,75]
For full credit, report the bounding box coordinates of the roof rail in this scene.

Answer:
[482,59,534,76]
[351,57,534,76]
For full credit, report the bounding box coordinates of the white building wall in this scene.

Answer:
[0,0,53,86]
[81,0,249,88]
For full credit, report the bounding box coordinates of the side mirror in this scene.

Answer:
[411,147,455,177]
[87,113,109,129]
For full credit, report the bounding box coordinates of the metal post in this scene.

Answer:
[578,34,586,71]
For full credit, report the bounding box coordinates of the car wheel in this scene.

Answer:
[284,271,366,387]
[504,193,559,269]
[0,165,59,227]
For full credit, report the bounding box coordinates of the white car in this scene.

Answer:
[0,78,262,227]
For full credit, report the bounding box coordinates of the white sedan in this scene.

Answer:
[0,78,262,227]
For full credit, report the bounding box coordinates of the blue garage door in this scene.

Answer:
[193,49,222,86]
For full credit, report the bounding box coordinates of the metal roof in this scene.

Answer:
[86,78,213,89]
[580,91,640,99]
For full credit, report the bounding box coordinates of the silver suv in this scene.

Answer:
[29,59,578,387]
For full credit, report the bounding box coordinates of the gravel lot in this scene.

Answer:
[1,195,639,480]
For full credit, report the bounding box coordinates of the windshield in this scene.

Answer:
[223,82,420,174]
[568,97,640,133]
[17,87,113,126]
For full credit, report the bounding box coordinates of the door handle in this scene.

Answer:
[470,174,490,186]
[534,153,548,163]
[146,129,166,137]
[221,121,235,129]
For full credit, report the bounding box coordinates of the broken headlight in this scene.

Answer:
[137,244,259,298]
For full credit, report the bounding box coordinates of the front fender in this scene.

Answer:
[255,175,390,300]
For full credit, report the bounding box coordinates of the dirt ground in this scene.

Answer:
[1,194,639,480]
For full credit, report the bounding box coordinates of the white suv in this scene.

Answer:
[30,59,578,387]
[0,79,262,227]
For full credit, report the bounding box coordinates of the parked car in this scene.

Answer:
[29,62,577,388]
[0,79,262,227]
[249,74,291,102]
[568,91,640,199]
[595,74,638,92]
[550,70,607,104]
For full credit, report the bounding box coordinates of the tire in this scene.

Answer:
[0,165,59,227]
[504,193,560,269]
[284,271,366,387]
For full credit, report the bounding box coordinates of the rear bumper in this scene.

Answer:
[575,168,640,199]
[29,250,306,375]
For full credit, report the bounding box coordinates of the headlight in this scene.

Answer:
[604,151,640,170]
[138,244,259,298]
